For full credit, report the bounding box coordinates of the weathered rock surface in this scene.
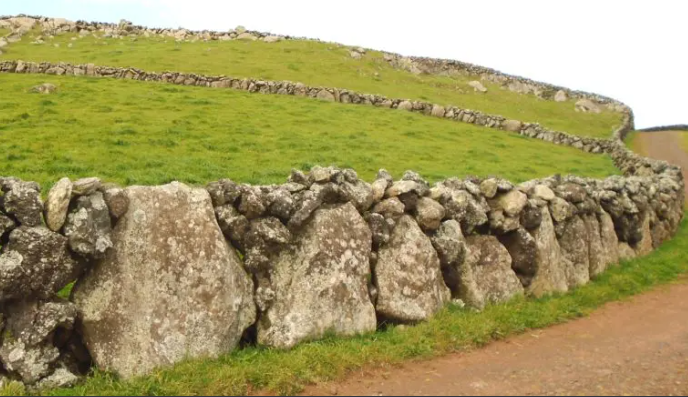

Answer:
[0,213,15,238]
[455,235,524,309]
[554,90,568,102]
[102,186,129,219]
[63,192,113,258]
[414,197,445,231]
[498,227,537,285]
[0,227,79,302]
[519,206,569,296]
[73,182,255,379]
[375,215,450,322]
[257,203,376,348]
[431,220,466,268]
[468,80,487,93]
[557,216,591,288]
[215,204,249,249]
[1,180,43,227]
[575,98,601,113]
[30,83,57,94]
[635,212,654,256]
[0,300,77,384]
[44,178,72,232]
[71,177,100,196]
[491,190,528,217]
[503,119,523,132]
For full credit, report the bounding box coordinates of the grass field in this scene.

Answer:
[0,74,618,189]
[0,30,622,139]
[0,215,681,396]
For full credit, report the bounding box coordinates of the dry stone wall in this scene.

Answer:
[0,143,683,386]
[1,15,630,108]
[0,15,685,391]
[0,59,626,155]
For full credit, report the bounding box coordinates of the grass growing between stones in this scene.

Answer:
[0,215,683,396]
[0,73,618,188]
[0,29,622,138]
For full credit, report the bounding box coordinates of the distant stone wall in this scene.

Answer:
[382,53,631,111]
[637,125,688,132]
[0,59,626,155]
[1,15,630,109]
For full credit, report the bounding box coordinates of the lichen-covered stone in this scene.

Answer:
[339,180,373,212]
[441,189,489,233]
[431,219,466,267]
[455,235,524,309]
[375,215,450,322]
[522,207,569,297]
[371,178,389,203]
[102,186,129,220]
[266,188,294,220]
[498,227,537,286]
[0,300,77,384]
[557,215,590,288]
[365,212,390,249]
[243,217,292,272]
[73,182,255,379]
[635,211,654,256]
[491,190,528,217]
[257,203,376,348]
[238,187,266,219]
[287,190,321,230]
[414,197,445,231]
[44,177,72,232]
[0,227,79,302]
[215,204,249,249]
[1,180,43,227]
[372,197,405,220]
[63,192,113,258]
[0,213,15,238]
[71,177,101,196]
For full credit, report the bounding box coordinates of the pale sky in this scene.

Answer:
[3,0,686,128]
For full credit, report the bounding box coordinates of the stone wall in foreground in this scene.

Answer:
[0,140,683,386]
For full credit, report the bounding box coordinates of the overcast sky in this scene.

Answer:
[4,0,686,128]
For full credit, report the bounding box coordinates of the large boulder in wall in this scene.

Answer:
[375,215,450,322]
[634,211,654,256]
[523,206,569,297]
[586,211,620,277]
[257,203,377,349]
[557,215,591,288]
[458,235,524,309]
[73,182,256,379]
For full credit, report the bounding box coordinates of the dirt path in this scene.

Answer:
[636,130,688,198]
[301,280,688,396]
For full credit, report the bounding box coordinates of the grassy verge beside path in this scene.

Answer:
[3,215,684,396]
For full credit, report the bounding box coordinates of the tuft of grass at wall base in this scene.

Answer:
[1,215,683,396]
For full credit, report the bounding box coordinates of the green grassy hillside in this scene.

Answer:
[0,74,617,189]
[0,29,621,138]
